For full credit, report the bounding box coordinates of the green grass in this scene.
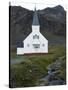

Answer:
[10,44,66,87]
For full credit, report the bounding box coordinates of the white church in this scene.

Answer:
[17,8,48,55]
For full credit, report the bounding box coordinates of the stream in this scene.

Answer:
[39,59,65,86]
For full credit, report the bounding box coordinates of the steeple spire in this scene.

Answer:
[32,6,39,26]
[35,3,36,11]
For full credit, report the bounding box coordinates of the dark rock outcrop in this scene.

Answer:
[38,5,66,35]
[9,5,66,48]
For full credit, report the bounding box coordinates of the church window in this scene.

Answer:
[27,44,30,47]
[33,44,40,48]
[42,44,45,46]
[33,34,39,39]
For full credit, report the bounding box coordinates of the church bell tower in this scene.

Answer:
[32,7,40,33]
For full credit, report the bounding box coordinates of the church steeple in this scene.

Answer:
[32,7,40,26]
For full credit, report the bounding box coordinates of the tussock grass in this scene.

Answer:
[10,44,66,87]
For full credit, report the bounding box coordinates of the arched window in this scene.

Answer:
[33,34,39,39]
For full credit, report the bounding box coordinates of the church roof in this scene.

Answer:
[32,8,39,25]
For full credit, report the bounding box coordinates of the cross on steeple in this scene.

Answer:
[35,3,36,10]
[33,3,37,11]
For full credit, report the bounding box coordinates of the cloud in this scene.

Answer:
[9,0,67,10]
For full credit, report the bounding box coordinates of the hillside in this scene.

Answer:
[9,5,66,49]
[10,44,66,87]
[9,5,66,88]
[38,5,66,35]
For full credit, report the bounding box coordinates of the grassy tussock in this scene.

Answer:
[10,44,66,87]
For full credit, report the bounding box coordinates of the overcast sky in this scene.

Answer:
[9,0,67,10]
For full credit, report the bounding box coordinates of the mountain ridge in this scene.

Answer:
[9,5,66,48]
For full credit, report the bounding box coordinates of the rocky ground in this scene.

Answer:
[38,57,66,86]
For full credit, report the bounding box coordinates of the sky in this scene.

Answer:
[9,0,67,10]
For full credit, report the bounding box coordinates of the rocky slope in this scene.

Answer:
[39,56,66,86]
[9,5,66,48]
[38,5,66,35]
